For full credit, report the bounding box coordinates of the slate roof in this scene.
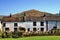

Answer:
[2,15,60,22]
[2,16,24,22]
[45,16,60,21]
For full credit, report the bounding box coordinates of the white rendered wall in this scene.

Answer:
[57,21,60,29]
[0,21,2,31]
[2,21,46,32]
[48,21,60,31]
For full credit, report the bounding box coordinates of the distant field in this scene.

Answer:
[0,36,60,40]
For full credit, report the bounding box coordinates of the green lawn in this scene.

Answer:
[0,36,60,40]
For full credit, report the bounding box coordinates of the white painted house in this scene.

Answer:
[2,16,60,32]
[1,10,60,32]
[0,20,2,31]
[0,18,2,32]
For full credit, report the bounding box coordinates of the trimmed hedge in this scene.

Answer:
[2,32,10,38]
[1,29,60,38]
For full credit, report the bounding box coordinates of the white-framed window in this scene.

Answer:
[14,23,17,26]
[28,28,30,32]
[40,22,44,26]
[33,22,36,26]
[3,23,6,27]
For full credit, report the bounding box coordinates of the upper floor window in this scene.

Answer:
[33,22,36,26]
[14,23,17,26]
[40,22,44,26]
[3,23,6,27]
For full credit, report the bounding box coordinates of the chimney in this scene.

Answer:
[43,13,46,17]
[43,13,46,20]
[24,12,26,16]
[59,10,60,16]
[10,13,12,17]
[23,12,26,22]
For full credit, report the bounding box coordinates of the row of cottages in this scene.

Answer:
[1,13,60,32]
[0,9,60,32]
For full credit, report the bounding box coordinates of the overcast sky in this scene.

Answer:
[0,0,60,15]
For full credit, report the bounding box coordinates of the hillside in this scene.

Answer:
[0,9,57,18]
[0,15,3,19]
[12,9,55,17]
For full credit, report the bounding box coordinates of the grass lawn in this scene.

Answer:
[0,36,60,40]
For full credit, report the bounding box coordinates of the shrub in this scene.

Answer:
[23,32,30,37]
[18,27,26,33]
[0,30,2,38]
[9,31,13,38]
[12,31,22,38]
[2,32,10,38]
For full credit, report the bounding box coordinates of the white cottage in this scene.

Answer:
[0,17,2,32]
[0,20,2,31]
[1,10,60,32]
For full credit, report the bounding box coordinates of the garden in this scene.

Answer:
[0,36,60,40]
[0,27,60,40]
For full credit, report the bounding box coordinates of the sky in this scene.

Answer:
[0,0,60,15]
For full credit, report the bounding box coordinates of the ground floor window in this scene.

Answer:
[53,26,57,29]
[33,28,36,31]
[28,28,30,32]
[40,28,44,31]
[14,28,17,32]
[5,28,9,31]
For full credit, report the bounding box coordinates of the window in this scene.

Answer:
[46,21,48,31]
[33,28,36,31]
[14,23,17,26]
[14,28,17,32]
[28,28,30,32]
[40,22,44,26]
[38,28,39,30]
[5,28,9,31]
[3,23,6,27]
[33,22,36,26]
[53,26,57,29]
[41,28,44,31]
